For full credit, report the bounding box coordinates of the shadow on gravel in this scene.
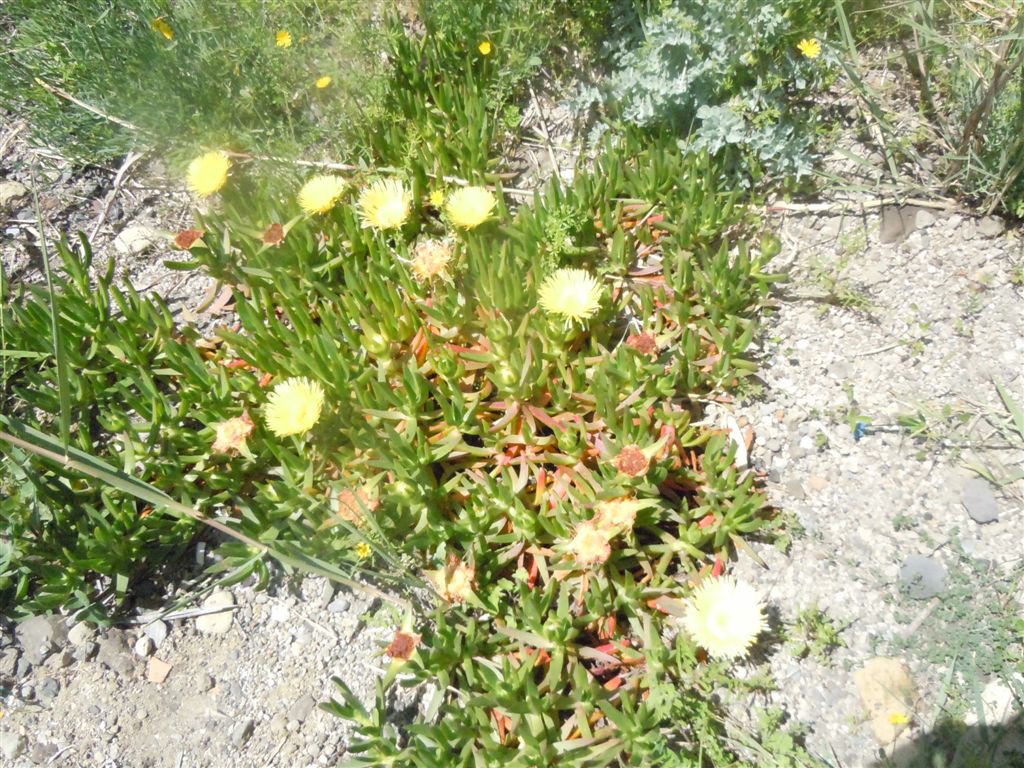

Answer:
[870,714,1024,768]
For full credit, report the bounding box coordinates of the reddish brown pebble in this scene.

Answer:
[147,657,172,684]
[173,228,205,249]
[615,445,649,477]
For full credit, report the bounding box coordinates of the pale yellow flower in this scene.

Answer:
[429,189,445,208]
[358,179,411,230]
[410,238,453,282]
[538,268,602,323]
[315,75,332,89]
[264,377,324,437]
[186,151,230,197]
[568,522,611,567]
[276,30,293,48]
[355,542,372,559]
[797,38,821,59]
[683,576,767,660]
[445,186,497,229]
[594,498,642,536]
[478,41,492,56]
[151,17,174,40]
[298,175,346,215]
[211,413,254,454]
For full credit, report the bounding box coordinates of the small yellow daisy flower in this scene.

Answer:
[797,38,821,59]
[538,268,602,323]
[478,41,492,56]
[683,576,767,661]
[298,175,346,215]
[445,186,497,229]
[355,542,372,559]
[264,377,324,437]
[151,17,174,40]
[429,189,445,208]
[358,179,412,231]
[186,151,230,197]
[315,75,332,89]
[276,30,293,48]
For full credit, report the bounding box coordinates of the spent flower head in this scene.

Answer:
[186,151,230,197]
[410,238,454,282]
[568,522,611,567]
[594,498,642,536]
[538,268,602,323]
[683,575,767,660]
[264,377,324,437]
[211,413,254,454]
[358,179,412,230]
[797,38,821,59]
[445,186,497,229]
[298,175,346,215]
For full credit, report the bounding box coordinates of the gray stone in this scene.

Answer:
[195,591,235,634]
[96,631,135,676]
[977,215,1005,238]
[15,656,31,678]
[915,209,937,228]
[0,731,26,761]
[0,647,20,677]
[195,673,215,693]
[315,583,334,610]
[269,713,289,735]
[143,620,169,647]
[288,694,316,724]
[37,676,60,703]
[133,635,155,657]
[73,641,98,663]
[67,622,96,646]
[962,477,999,523]
[898,554,947,599]
[15,615,66,666]
[231,718,255,747]
[113,224,163,256]
[785,480,807,500]
[30,742,58,765]
[327,597,350,614]
[0,180,29,208]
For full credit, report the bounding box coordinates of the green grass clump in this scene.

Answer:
[0,0,387,162]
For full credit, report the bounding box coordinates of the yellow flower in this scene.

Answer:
[264,377,324,437]
[429,189,445,208]
[276,30,293,48]
[151,17,174,40]
[410,238,453,282]
[478,41,492,56]
[358,179,412,231]
[797,38,821,59]
[568,522,611,567]
[445,186,497,229]
[186,151,231,197]
[683,576,767,661]
[315,75,332,89]
[888,711,912,726]
[211,413,254,454]
[538,268,602,323]
[355,542,372,559]
[298,175,346,215]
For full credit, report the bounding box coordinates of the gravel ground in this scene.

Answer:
[730,205,1024,767]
